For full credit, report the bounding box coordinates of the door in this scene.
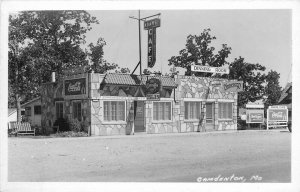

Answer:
[134,101,145,132]
[206,102,215,130]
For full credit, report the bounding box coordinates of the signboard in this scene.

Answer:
[145,78,161,94]
[268,108,288,121]
[146,93,160,100]
[223,81,243,92]
[269,105,287,109]
[191,65,229,74]
[64,78,86,96]
[246,110,264,123]
[144,18,161,30]
[148,28,156,68]
[63,66,86,76]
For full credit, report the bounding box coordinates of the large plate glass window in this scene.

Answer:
[184,101,201,120]
[73,101,82,121]
[103,101,125,122]
[34,105,42,115]
[218,102,233,120]
[153,102,171,121]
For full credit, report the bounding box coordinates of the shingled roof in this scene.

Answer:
[103,73,177,88]
[278,82,292,104]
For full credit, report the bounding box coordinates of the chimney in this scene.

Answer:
[51,72,56,82]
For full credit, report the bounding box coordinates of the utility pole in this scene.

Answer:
[130,10,161,76]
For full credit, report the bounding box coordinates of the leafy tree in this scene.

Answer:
[227,57,266,107]
[168,29,267,107]
[168,28,232,77]
[9,10,99,122]
[264,70,282,108]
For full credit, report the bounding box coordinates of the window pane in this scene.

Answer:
[118,101,125,121]
[159,102,163,120]
[165,102,171,120]
[111,101,117,121]
[185,102,189,119]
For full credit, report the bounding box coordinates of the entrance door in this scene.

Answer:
[134,101,145,132]
[206,102,215,131]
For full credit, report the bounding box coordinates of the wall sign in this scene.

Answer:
[191,65,229,74]
[145,78,161,94]
[64,78,86,96]
[146,93,160,101]
[223,81,243,92]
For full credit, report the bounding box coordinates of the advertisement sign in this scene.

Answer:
[223,81,243,92]
[148,28,156,68]
[144,18,161,30]
[145,78,161,94]
[191,65,229,74]
[246,110,264,123]
[268,108,288,121]
[64,78,86,96]
[146,93,160,101]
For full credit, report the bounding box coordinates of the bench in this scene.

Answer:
[8,122,35,136]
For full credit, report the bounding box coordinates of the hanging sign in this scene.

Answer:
[148,28,156,68]
[64,78,86,95]
[191,65,229,74]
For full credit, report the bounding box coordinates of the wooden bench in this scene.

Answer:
[8,122,35,136]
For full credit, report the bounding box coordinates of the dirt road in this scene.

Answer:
[8,130,291,182]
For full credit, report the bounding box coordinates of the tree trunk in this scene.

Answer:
[15,94,22,123]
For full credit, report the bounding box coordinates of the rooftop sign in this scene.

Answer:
[191,65,229,74]
[144,18,161,30]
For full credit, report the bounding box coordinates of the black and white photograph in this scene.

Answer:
[1,1,300,192]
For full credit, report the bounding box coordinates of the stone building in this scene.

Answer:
[41,72,242,136]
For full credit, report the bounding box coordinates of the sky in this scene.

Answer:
[82,9,292,87]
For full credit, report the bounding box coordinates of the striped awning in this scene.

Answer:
[103,73,177,88]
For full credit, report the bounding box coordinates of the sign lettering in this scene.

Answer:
[223,81,243,92]
[268,108,288,121]
[191,65,229,74]
[146,94,160,101]
[246,110,264,123]
[148,28,156,68]
[144,18,161,30]
[64,78,86,96]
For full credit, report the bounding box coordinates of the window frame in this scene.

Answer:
[102,100,126,124]
[25,107,31,116]
[34,105,42,115]
[55,101,64,120]
[152,101,173,123]
[218,102,233,120]
[184,101,202,122]
[72,100,82,121]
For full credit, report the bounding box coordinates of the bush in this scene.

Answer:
[81,119,89,133]
[67,118,82,132]
[51,131,88,137]
[53,118,69,132]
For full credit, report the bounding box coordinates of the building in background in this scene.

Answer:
[21,97,42,126]
[278,82,292,129]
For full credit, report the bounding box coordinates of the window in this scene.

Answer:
[34,105,41,115]
[184,102,201,120]
[218,102,233,120]
[25,107,31,116]
[73,101,82,121]
[56,102,64,119]
[206,103,214,123]
[153,102,172,121]
[103,101,125,122]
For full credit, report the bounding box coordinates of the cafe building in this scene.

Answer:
[41,72,242,136]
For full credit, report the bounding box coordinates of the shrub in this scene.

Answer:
[67,118,82,132]
[51,131,88,137]
[81,119,90,133]
[53,118,69,132]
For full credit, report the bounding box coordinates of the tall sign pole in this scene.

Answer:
[130,11,161,75]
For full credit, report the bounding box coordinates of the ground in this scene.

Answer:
[8,130,291,182]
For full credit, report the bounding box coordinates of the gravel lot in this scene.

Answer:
[8,130,291,182]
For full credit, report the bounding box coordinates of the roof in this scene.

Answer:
[8,108,16,116]
[278,82,292,104]
[103,73,177,88]
[21,97,41,107]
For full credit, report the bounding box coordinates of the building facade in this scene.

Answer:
[41,73,241,136]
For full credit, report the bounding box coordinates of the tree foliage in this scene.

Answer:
[264,70,282,107]
[168,29,269,107]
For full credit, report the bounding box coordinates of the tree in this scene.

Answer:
[168,28,232,77]
[227,57,266,107]
[9,10,99,122]
[168,29,267,107]
[264,70,282,108]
